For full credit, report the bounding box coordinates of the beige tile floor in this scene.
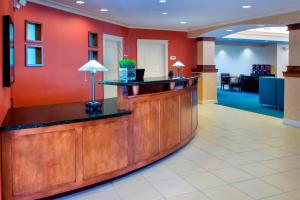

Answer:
[58,104,300,200]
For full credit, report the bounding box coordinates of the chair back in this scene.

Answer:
[221,73,230,77]
[221,73,230,82]
[238,74,245,83]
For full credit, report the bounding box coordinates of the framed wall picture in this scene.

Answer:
[3,15,15,87]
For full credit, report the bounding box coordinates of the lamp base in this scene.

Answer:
[85,101,102,112]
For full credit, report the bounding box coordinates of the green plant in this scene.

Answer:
[119,60,136,68]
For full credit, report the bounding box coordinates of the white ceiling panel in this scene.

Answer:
[30,0,300,31]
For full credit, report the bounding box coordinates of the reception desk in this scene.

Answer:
[0,76,199,200]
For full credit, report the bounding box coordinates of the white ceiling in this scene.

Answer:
[248,27,289,34]
[30,0,300,31]
[223,26,289,43]
[200,25,289,42]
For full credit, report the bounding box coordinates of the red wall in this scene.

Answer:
[0,0,13,123]
[0,1,14,199]
[128,28,196,76]
[13,3,197,108]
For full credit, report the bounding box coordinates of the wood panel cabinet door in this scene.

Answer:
[192,86,198,133]
[11,129,76,196]
[82,118,129,180]
[180,92,192,141]
[132,100,160,163]
[160,95,180,152]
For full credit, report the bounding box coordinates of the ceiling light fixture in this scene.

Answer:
[226,29,233,32]
[100,8,108,12]
[160,0,167,3]
[76,0,85,4]
[242,5,251,9]
[180,21,187,24]
[162,12,168,15]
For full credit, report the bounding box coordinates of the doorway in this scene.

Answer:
[103,34,123,99]
[137,39,168,78]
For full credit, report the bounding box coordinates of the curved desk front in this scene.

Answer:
[0,76,198,200]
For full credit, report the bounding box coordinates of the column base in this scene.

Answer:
[199,99,218,104]
[284,77,300,128]
[283,118,300,128]
[195,72,218,105]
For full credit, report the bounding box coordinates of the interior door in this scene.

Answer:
[103,35,122,99]
[137,40,168,78]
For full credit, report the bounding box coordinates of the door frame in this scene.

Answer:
[102,34,123,99]
[137,39,169,77]
[103,34,123,62]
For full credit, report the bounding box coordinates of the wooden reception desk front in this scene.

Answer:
[0,76,198,200]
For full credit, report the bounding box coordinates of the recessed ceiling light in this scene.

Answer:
[76,0,85,4]
[100,8,108,12]
[160,0,167,3]
[162,12,168,15]
[242,5,251,9]
[180,21,187,24]
[226,29,233,32]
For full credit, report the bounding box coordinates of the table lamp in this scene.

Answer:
[173,61,185,78]
[78,60,108,112]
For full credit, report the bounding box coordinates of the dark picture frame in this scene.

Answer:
[3,15,15,87]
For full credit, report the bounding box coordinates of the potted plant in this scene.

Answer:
[119,59,136,81]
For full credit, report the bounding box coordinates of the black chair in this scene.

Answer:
[229,75,243,91]
[221,73,230,90]
[241,75,259,93]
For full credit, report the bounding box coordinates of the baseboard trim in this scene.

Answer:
[199,100,218,104]
[283,118,300,128]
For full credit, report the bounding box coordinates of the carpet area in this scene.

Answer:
[217,89,284,118]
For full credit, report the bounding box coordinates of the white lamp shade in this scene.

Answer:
[78,60,108,72]
[173,61,185,68]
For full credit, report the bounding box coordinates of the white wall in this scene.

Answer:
[215,43,289,86]
[277,44,289,78]
[215,44,277,77]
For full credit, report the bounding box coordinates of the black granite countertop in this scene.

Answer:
[0,98,131,131]
[98,75,199,86]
